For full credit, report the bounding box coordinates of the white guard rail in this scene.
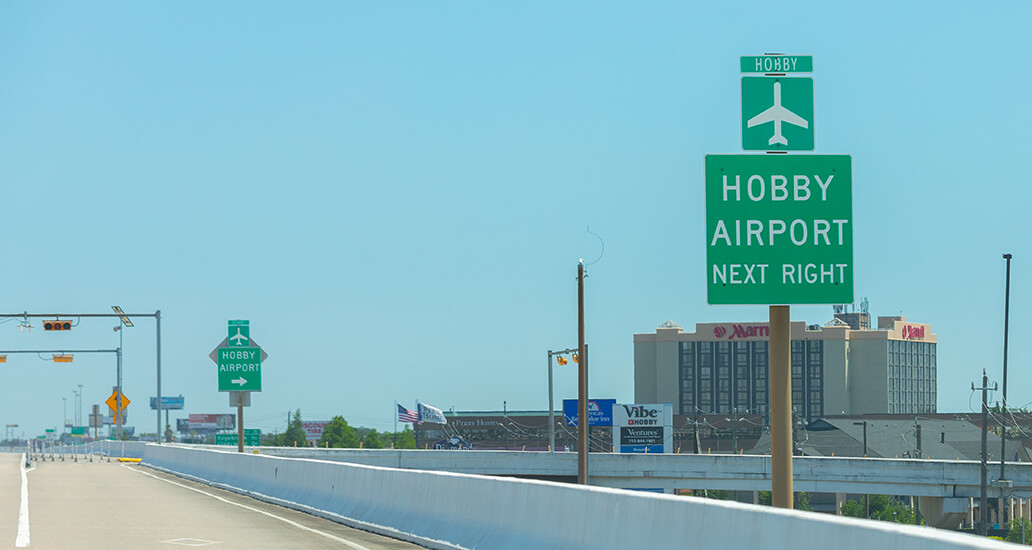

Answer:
[142,445,1010,550]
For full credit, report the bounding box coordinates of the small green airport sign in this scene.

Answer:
[742,76,814,151]
[228,319,250,347]
[740,55,813,73]
[705,154,853,305]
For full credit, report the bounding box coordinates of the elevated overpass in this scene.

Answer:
[255,447,1032,498]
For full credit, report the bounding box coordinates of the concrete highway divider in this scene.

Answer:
[142,444,1010,550]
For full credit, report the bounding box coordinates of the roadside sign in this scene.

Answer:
[215,429,260,446]
[612,404,673,454]
[562,399,615,426]
[216,347,261,391]
[150,395,185,410]
[705,154,853,305]
[210,337,268,363]
[740,55,813,74]
[106,391,130,413]
[228,320,250,347]
[742,76,814,151]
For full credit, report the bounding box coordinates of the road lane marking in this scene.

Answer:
[126,466,374,550]
[16,454,30,547]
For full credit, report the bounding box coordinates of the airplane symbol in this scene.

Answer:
[229,327,249,346]
[747,80,808,146]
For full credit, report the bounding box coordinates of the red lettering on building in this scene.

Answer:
[902,325,926,340]
[713,324,769,340]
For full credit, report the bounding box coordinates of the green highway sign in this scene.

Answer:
[705,154,853,305]
[740,55,813,73]
[742,77,814,151]
[228,319,250,347]
[215,429,260,446]
[217,346,262,392]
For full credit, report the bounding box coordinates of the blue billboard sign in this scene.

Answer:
[149,395,185,410]
[562,398,615,426]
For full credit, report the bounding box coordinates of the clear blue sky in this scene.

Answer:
[1,2,1029,438]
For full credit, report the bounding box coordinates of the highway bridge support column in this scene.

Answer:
[769,305,792,509]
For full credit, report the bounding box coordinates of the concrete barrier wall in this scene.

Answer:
[142,445,1010,550]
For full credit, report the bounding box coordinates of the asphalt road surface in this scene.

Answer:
[0,452,425,549]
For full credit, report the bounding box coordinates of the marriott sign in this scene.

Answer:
[713,324,770,340]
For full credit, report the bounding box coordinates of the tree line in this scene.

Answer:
[264,410,417,449]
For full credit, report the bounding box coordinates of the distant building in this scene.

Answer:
[634,313,937,422]
[747,414,1031,462]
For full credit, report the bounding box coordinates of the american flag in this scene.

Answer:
[397,404,420,423]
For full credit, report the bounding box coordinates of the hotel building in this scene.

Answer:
[634,313,936,423]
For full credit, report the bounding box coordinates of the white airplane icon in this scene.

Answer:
[229,327,248,345]
[747,80,808,146]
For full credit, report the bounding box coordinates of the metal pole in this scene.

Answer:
[117,345,123,440]
[237,400,244,453]
[979,369,991,536]
[864,422,869,518]
[77,384,83,427]
[548,351,554,452]
[769,305,793,509]
[577,261,588,485]
[1001,253,1012,484]
[156,310,162,445]
[732,408,738,454]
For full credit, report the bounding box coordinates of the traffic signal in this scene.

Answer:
[572,354,579,364]
[43,320,72,331]
[556,356,567,366]
[53,355,73,363]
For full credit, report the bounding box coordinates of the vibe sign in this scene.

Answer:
[705,154,853,305]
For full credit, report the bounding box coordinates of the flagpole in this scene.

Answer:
[394,400,398,449]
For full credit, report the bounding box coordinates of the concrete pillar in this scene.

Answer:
[969,497,975,529]
[753,491,759,505]
[999,497,1005,526]
[835,493,846,515]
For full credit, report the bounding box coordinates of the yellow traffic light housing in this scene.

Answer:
[43,320,72,331]
[53,354,73,363]
[556,356,567,366]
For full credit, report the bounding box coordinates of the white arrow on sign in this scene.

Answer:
[231,377,247,386]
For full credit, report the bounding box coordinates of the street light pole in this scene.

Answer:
[114,325,124,440]
[577,261,588,485]
[77,384,83,427]
[547,347,578,453]
[548,351,554,452]
[62,398,67,433]
[1000,253,1012,485]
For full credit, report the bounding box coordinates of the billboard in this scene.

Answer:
[150,395,185,410]
[302,421,330,442]
[612,403,673,454]
[188,414,236,430]
[562,399,615,426]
